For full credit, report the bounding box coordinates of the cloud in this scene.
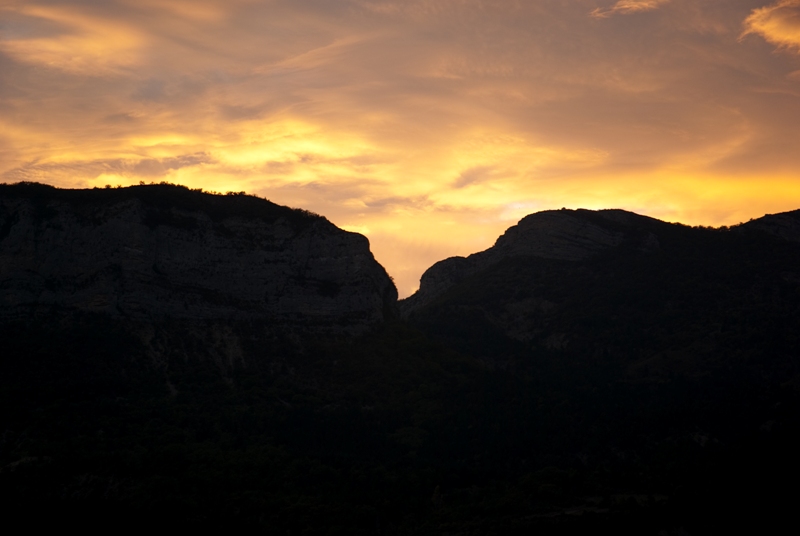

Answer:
[742,0,800,52]
[453,166,499,189]
[0,3,145,74]
[591,0,670,19]
[121,0,233,22]
[2,153,214,184]
[131,78,168,101]
[4,0,800,296]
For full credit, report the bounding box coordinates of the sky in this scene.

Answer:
[2,0,800,297]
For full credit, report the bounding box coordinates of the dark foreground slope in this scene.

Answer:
[3,192,800,534]
[403,208,800,532]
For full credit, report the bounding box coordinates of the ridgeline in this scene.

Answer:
[2,183,799,534]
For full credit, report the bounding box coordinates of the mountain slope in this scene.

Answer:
[4,194,800,534]
[399,207,800,531]
[403,209,672,315]
[0,182,397,331]
[404,208,800,369]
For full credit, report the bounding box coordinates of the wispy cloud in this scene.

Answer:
[0,3,145,75]
[742,0,800,52]
[591,0,670,19]
[453,166,499,189]
[2,154,214,184]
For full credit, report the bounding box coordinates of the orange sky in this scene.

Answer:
[3,0,800,297]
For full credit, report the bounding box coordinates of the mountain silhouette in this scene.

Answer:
[2,183,799,534]
[0,182,396,331]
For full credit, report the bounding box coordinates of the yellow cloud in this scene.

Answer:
[4,0,800,297]
[591,0,670,19]
[743,0,800,52]
[0,4,144,74]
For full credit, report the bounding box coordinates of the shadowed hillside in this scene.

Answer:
[0,182,397,330]
[2,187,800,534]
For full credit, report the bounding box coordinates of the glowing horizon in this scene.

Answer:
[3,0,800,297]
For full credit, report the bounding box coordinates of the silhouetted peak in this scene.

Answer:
[401,208,665,315]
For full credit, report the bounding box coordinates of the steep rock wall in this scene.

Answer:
[0,184,397,333]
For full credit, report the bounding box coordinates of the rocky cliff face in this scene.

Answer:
[0,183,397,333]
[401,208,660,315]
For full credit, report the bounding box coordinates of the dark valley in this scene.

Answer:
[2,182,800,534]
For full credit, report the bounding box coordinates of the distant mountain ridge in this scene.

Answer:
[402,207,800,316]
[0,182,397,332]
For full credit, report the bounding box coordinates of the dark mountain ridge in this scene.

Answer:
[402,206,800,316]
[0,182,397,331]
[396,206,800,533]
[405,206,800,361]
[3,182,800,534]
[401,208,662,314]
